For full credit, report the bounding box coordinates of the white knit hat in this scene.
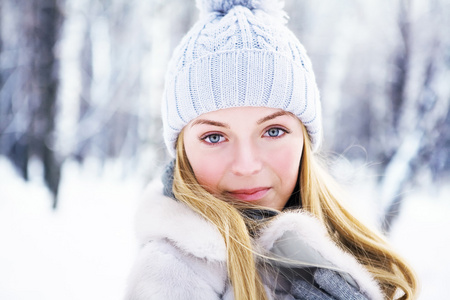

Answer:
[162,0,322,156]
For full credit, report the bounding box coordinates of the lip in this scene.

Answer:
[227,187,271,202]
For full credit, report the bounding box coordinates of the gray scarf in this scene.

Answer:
[265,231,369,299]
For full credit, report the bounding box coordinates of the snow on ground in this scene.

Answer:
[0,156,448,299]
[344,166,450,300]
[390,187,450,299]
[0,157,143,300]
[343,162,450,300]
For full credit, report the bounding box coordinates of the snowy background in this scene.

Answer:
[1,0,450,299]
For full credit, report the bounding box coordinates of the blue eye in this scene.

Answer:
[264,128,286,138]
[203,134,225,144]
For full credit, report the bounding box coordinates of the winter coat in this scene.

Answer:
[125,179,384,300]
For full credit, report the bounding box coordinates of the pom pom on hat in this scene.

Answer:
[196,0,287,22]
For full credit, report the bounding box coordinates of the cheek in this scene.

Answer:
[185,147,227,193]
[270,142,302,186]
[192,160,223,191]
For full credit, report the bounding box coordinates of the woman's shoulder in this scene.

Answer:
[126,179,230,299]
[134,178,227,262]
[125,237,229,300]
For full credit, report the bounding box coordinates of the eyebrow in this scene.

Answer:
[190,119,230,128]
[257,111,293,124]
[190,110,293,128]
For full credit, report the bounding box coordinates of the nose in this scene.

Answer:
[230,141,262,176]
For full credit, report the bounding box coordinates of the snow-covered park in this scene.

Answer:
[1,0,449,299]
[0,156,448,299]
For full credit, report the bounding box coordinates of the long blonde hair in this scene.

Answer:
[299,130,418,299]
[173,127,418,300]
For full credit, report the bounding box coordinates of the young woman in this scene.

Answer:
[126,1,418,299]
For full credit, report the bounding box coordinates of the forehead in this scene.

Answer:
[189,106,296,124]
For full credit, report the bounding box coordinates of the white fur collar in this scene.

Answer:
[135,179,383,300]
[135,179,227,261]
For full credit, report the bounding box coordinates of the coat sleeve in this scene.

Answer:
[125,240,225,300]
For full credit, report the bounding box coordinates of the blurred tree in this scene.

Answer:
[379,0,450,233]
[0,0,63,208]
[378,0,414,233]
[56,0,197,172]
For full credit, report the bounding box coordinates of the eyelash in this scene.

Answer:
[263,127,289,138]
[200,133,226,145]
[200,126,290,145]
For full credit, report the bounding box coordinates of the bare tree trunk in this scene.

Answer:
[74,22,93,162]
[380,132,422,233]
[379,0,412,233]
[0,1,2,97]
[390,0,411,133]
[1,0,32,181]
[25,0,63,208]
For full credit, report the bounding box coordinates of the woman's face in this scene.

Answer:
[183,106,304,210]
